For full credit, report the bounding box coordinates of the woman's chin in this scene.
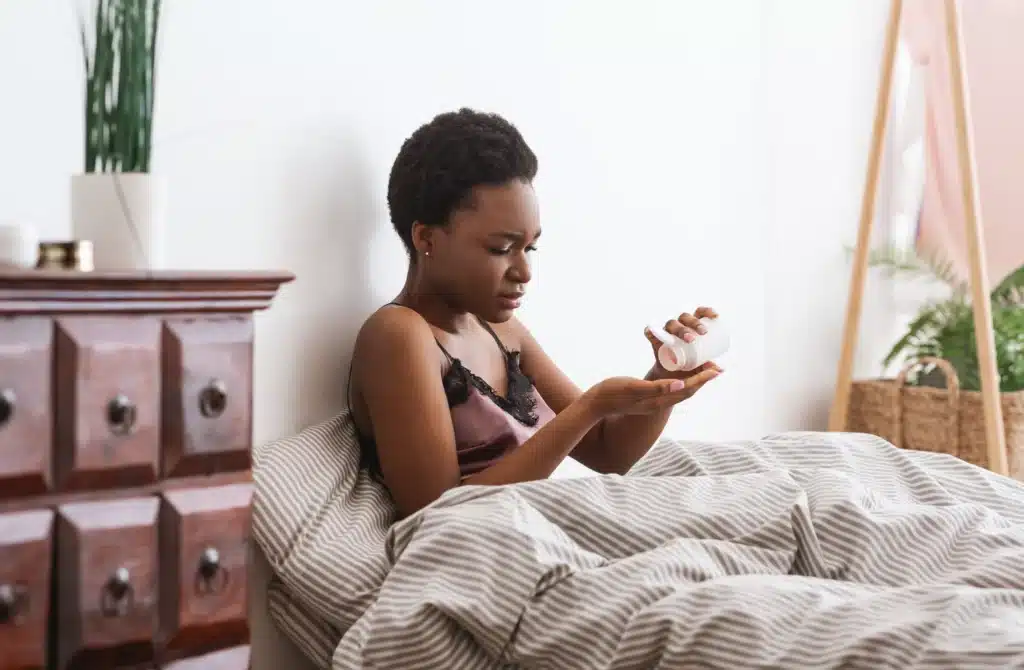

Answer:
[479,304,516,323]
[472,294,523,323]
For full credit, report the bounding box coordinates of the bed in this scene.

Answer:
[253,411,1024,668]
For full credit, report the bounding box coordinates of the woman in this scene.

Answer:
[350,108,723,517]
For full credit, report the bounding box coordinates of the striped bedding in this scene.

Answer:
[266,577,339,668]
[253,412,1024,669]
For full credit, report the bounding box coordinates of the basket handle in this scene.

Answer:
[892,357,960,451]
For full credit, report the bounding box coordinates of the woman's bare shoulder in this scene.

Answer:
[350,304,443,415]
[354,304,436,358]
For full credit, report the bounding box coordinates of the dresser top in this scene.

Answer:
[0,269,294,315]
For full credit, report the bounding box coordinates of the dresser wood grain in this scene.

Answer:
[0,270,292,669]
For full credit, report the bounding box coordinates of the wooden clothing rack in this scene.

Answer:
[827,0,1009,476]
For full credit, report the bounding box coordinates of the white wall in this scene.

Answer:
[761,0,901,432]
[0,0,900,449]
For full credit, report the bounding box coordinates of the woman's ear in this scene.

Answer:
[409,221,433,257]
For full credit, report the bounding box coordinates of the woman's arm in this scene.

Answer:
[356,308,601,516]
[512,319,718,474]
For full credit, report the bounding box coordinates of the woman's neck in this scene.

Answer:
[397,264,475,334]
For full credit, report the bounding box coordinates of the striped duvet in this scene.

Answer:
[253,412,1024,669]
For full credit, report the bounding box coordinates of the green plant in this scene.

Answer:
[866,245,1024,392]
[77,0,162,173]
[862,245,967,295]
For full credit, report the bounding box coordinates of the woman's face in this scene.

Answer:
[419,179,541,323]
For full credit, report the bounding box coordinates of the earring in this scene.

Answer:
[424,250,432,258]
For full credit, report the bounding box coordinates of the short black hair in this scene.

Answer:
[387,108,538,257]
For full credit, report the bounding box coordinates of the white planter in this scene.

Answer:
[71,173,166,271]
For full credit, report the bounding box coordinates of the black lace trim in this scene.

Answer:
[441,351,539,427]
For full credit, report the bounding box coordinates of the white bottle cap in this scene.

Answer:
[647,322,687,371]
[647,322,674,346]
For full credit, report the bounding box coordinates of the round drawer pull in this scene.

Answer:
[198,379,228,418]
[0,388,15,428]
[107,394,137,436]
[0,583,28,625]
[100,566,134,617]
[195,546,228,595]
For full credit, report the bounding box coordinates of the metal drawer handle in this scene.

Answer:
[0,583,28,625]
[107,394,137,436]
[195,546,229,595]
[0,388,15,428]
[199,379,228,418]
[100,567,134,617]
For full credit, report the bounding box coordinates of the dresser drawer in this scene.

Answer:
[0,509,54,670]
[162,317,253,478]
[0,317,52,499]
[55,317,162,491]
[159,484,251,657]
[57,497,160,669]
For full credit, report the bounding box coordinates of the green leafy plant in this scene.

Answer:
[866,246,1024,392]
[862,245,968,295]
[77,0,162,173]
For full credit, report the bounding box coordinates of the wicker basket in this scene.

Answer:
[846,357,1024,478]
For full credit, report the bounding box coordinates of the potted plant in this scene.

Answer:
[865,247,1024,391]
[847,245,1024,474]
[73,0,163,271]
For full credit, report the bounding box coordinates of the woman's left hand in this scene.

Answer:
[644,306,724,385]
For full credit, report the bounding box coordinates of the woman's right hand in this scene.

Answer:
[581,372,717,418]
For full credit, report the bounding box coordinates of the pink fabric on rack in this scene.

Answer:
[901,0,1024,285]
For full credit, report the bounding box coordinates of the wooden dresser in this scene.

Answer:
[0,270,293,669]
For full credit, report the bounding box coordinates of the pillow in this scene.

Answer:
[251,410,396,631]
